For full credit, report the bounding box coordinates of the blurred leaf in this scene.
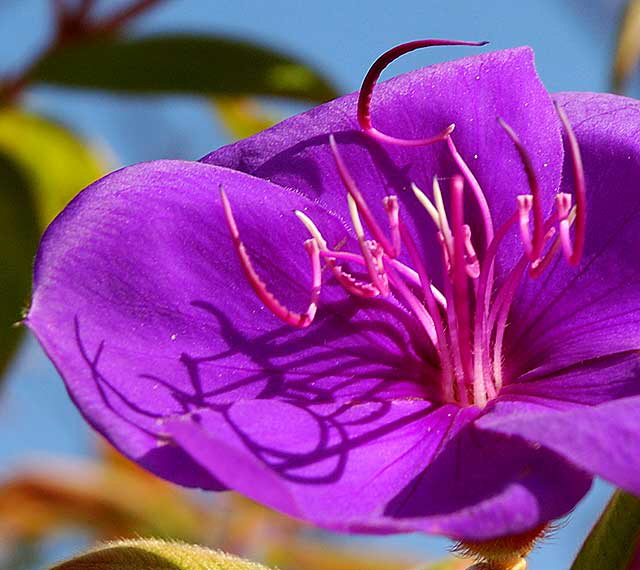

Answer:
[0,152,38,379]
[267,539,415,570]
[214,97,279,140]
[0,109,104,227]
[50,538,274,570]
[571,489,640,570]
[0,460,207,543]
[612,0,640,92]
[32,35,339,102]
[267,538,473,570]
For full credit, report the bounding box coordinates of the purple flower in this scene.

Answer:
[26,43,640,541]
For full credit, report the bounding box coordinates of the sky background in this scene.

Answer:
[0,0,630,568]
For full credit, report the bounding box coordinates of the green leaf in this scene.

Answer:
[32,35,339,102]
[50,539,275,570]
[0,109,104,227]
[571,489,640,570]
[0,152,38,378]
[612,0,640,92]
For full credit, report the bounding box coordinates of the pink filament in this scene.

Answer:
[450,175,476,404]
[357,39,487,146]
[329,135,396,257]
[556,102,587,266]
[446,137,495,248]
[498,117,544,260]
[399,222,455,402]
[221,188,321,328]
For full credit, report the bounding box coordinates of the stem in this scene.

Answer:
[0,0,165,105]
[96,0,164,35]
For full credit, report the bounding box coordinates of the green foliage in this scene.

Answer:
[32,35,339,102]
[571,490,640,570]
[50,539,274,570]
[0,109,104,381]
[0,109,104,227]
[0,152,38,378]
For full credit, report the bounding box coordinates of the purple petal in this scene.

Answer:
[28,160,437,486]
[165,398,590,539]
[479,396,640,496]
[202,47,563,262]
[502,93,640,404]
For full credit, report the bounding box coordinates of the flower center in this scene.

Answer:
[221,41,586,409]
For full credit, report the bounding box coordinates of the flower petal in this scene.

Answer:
[478,396,640,496]
[504,93,640,404]
[202,47,563,258]
[27,160,434,485]
[165,398,590,539]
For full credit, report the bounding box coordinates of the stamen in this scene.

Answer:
[498,117,544,261]
[411,182,441,227]
[348,194,390,296]
[473,211,519,397]
[357,39,487,146]
[384,259,439,348]
[399,222,455,401]
[383,195,401,255]
[462,224,480,278]
[516,194,535,258]
[433,176,454,256]
[329,135,396,257]
[295,210,379,298]
[221,189,320,328]
[555,102,586,266]
[446,137,495,248]
[450,175,477,404]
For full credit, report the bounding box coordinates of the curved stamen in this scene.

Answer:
[383,195,401,255]
[462,224,480,278]
[473,210,519,399]
[384,259,438,348]
[348,194,390,296]
[446,137,495,248]
[433,176,454,256]
[329,135,396,257]
[221,189,321,328]
[555,102,586,266]
[398,222,455,402]
[498,117,544,261]
[450,175,477,404]
[295,210,379,298]
[357,39,487,146]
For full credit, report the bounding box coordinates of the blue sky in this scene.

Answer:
[0,0,628,567]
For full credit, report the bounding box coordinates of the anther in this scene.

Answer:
[412,182,441,228]
[221,188,321,328]
[555,102,586,266]
[516,194,535,258]
[498,118,544,261]
[462,224,480,278]
[383,195,401,255]
[295,209,379,298]
[348,194,390,296]
[357,39,487,146]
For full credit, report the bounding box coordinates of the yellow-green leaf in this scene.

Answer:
[612,0,640,92]
[571,490,640,570]
[50,539,274,570]
[0,152,38,378]
[214,97,279,140]
[0,109,104,227]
